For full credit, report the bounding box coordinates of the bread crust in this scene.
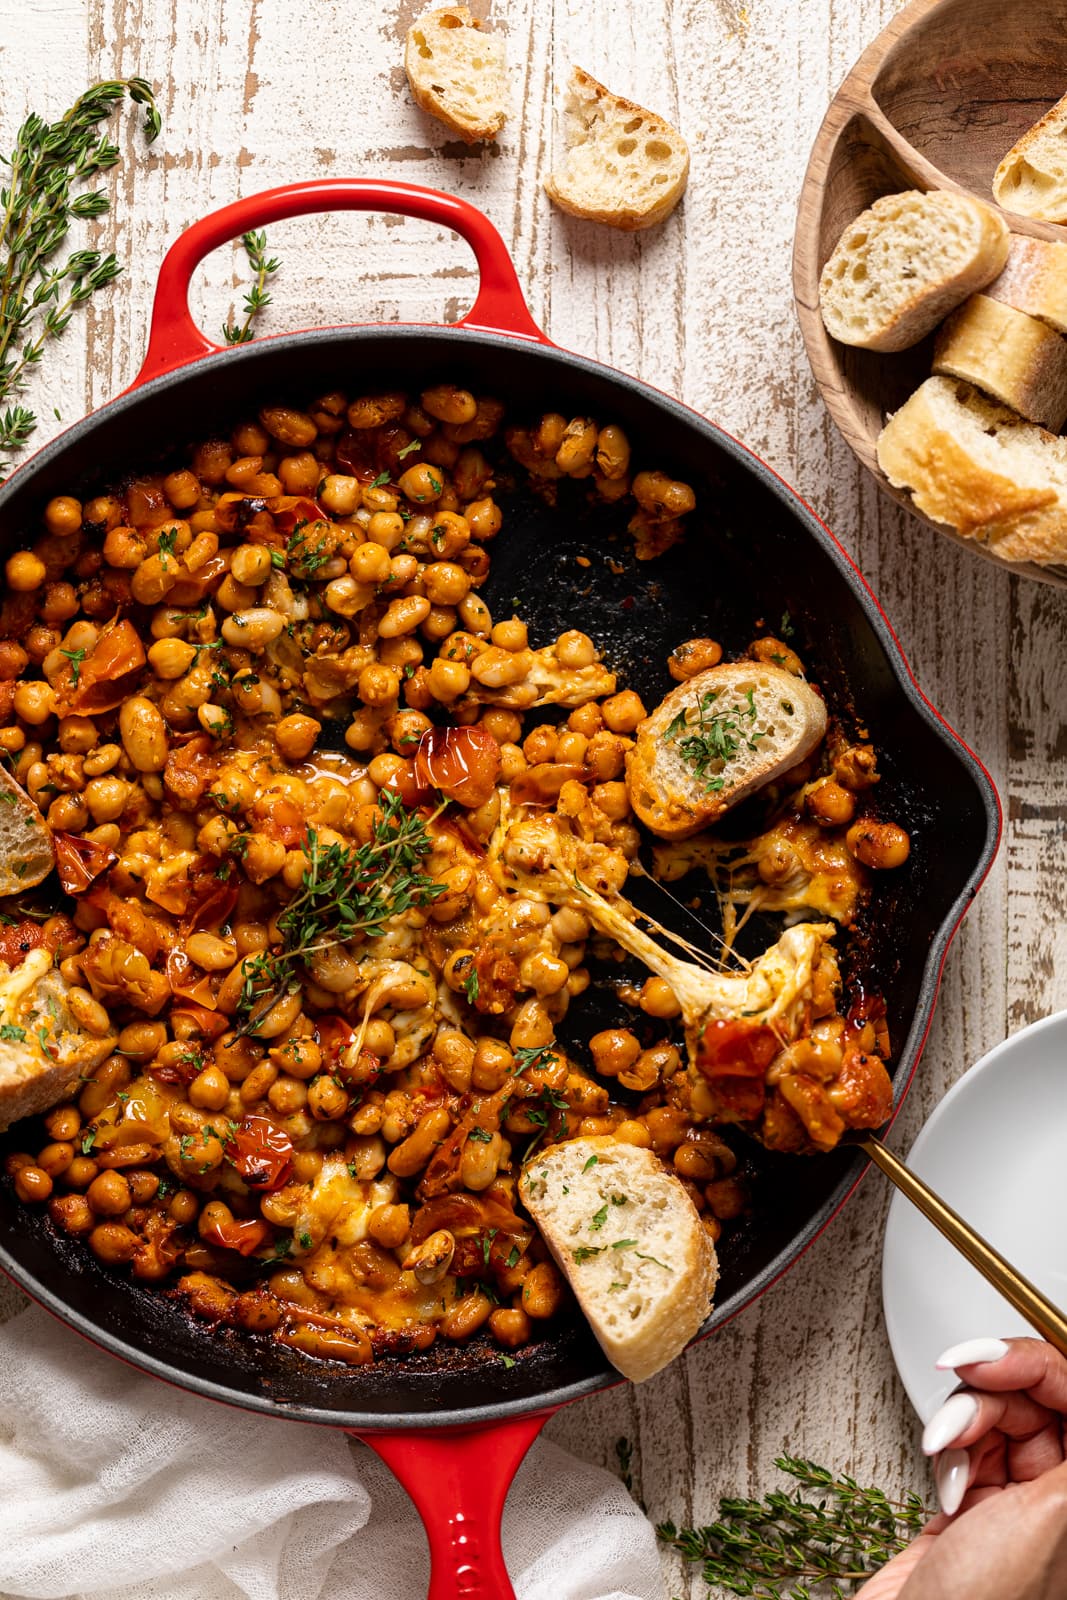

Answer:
[627,663,827,840]
[993,93,1067,223]
[519,1136,717,1383]
[819,191,1009,353]
[876,377,1067,564]
[404,6,507,144]
[933,294,1067,431]
[0,765,54,895]
[986,237,1067,336]
[0,953,116,1133]
[542,67,689,231]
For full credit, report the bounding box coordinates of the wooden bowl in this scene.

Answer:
[793,0,1067,587]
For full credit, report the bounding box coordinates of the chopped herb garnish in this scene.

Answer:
[59,645,88,686]
[612,1239,638,1251]
[370,471,392,488]
[591,1202,609,1232]
[468,1125,492,1143]
[611,1193,628,1207]
[299,1230,313,1249]
[662,685,765,793]
[572,1245,605,1264]
[609,1281,626,1292]
[397,438,421,459]
[635,1251,671,1270]
[505,1244,520,1269]
[780,610,795,639]
[0,1023,26,1041]
[500,1354,516,1369]
[81,1128,96,1154]
[481,1227,498,1267]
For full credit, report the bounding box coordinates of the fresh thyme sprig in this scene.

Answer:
[234,791,445,1035]
[222,230,280,345]
[0,77,160,474]
[656,1455,928,1599]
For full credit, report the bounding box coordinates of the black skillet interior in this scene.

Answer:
[0,328,999,1429]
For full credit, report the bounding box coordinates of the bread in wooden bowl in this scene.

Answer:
[933,294,1067,430]
[0,766,54,894]
[993,91,1067,223]
[405,5,507,145]
[987,237,1067,335]
[0,946,117,1132]
[542,67,688,231]
[819,191,1009,353]
[627,662,827,840]
[519,1135,717,1383]
[877,375,1067,566]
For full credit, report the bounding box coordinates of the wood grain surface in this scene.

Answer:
[0,1,1057,1595]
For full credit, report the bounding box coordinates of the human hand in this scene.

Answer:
[856,1337,1067,1599]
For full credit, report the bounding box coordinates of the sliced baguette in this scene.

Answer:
[0,765,53,894]
[627,663,828,840]
[877,375,1067,566]
[0,946,116,1132]
[987,236,1067,336]
[405,6,507,145]
[933,294,1067,431]
[993,93,1067,223]
[519,1136,717,1383]
[818,190,1009,353]
[542,67,689,231]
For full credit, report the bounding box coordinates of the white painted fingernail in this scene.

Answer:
[935,1448,970,1516]
[922,1392,979,1455]
[936,1338,1010,1371]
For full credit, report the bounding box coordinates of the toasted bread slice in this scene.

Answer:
[0,947,116,1132]
[993,93,1067,223]
[405,5,507,145]
[818,190,1009,353]
[933,294,1067,431]
[542,67,689,231]
[519,1136,717,1383]
[0,765,53,894]
[876,376,1067,566]
[627,663,827,839]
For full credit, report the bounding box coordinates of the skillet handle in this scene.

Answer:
[133,178,550,386]
[354,1411,549,1599]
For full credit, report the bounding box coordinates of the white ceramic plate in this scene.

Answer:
[882,1011,1067,1423]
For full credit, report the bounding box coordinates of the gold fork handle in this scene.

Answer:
[859,1133,1067,1360]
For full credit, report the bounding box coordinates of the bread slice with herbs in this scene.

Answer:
[933,294,1067,431]
[405,5,507,145]
[993,93,1067,223]
[519,1136,717,1383]
[627,662,828,840]
[0,947,116,1132]
[0,765,54,894]
[542,67,689,231]
[818,190,1009,353]
[876,375,1067,566]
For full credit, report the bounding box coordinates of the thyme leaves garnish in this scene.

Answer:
[663,686,765,793]
[222,229,280,345]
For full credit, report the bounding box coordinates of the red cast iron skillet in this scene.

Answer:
[0,180,1000,1598]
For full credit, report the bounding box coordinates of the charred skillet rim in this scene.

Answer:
[0,324,1001,1431]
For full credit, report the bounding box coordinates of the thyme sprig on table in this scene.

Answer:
[234,791,446,1035]
[222,229,281,345]
[656,1455,928,1599]
[0,78,160,474]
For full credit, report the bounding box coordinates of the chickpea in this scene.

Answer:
[398,462,445,504]
[274,712,321,761]
[14,1164,52,1203]
[89,1222,138,1264]
[146,637,196,680]
[242,834,287,883]
[421,561,468,607]
[49,1193,94,1234]
[365,512,406,552]
[188,1062,231,1111]
[66,988,112,1037]
[595,424,630,480]
[6,550,47,591]
[44,1104,82,1142]
[602,690,646,734]
[589,1028,641,1077]
[427,657,470,702]
[307,1075,350,1120]
[668,637,723,681]
[13,680,57,724]
[118,696,167,772]
[47,793,90,831]
[351,541,393,584]
[639,976,681,1019]
[230,543,273,586]
[259,406,317,447]
[421,384,477,425]
[37,1140,75,1178]
[632,471,696,517]
[521,1261,563,1320]
[84,775,129,824]
[44,495,83,537]
[806,777,856,828]
[441,1292,493,1342]
[318,474,360,516]
[846,819,911,870]
[833,743,880,791]
[220,607,285,650]
[117,1021,168,1062]
[466,498,502,541]
[368,1202,411,1251]
[86,1169,132,1216]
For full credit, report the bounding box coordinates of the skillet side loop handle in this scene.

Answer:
[354,1412,549,1600]
[134,178,549,387]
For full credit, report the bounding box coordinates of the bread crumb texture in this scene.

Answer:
[405,5,507,144]
[543,67,689,231]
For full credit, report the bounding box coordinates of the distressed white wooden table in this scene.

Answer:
[0,0,1058,1594]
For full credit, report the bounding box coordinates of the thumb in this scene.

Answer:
[855,1533,939,1598]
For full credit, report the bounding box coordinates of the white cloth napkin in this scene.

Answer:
[0,1307,666,1600]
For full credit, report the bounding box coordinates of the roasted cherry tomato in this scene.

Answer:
[696,1018,779,1080]
[53,831,118,895]
[56,619,146,715]
[0,918,45,968]
[228,1114,294,1192]
[198,1215,272,1256]
[415,725,501,809]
